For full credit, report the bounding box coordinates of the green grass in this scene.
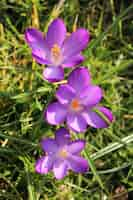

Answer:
[0,0,133,199]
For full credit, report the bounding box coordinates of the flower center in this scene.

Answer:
[71,99,82,111]
[51,44,62,65]
[58,149,68,158]
[51,44,61,58]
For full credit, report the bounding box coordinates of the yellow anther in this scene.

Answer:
[51,44,61,58]
[59,149,68,158]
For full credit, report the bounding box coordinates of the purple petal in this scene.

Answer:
[25,28,49,55]
[68,155,89,173]
[53,159,68,179]
[35,156,53,174]
[67,113,87,133]
[63,54,84,68]
[62,29,90,59]
[56,84,76,105]
[45,102,67,125]
[82,106,113,128]
[41,138,58,154]
[25,28,44,48]
[68,67,91,93]
[79,85,102,106]
[68,140,86,154]
[46,18,66,48]
[55,128,70,146]
[97,106,114,123]
[43,66,64,82]
[32,51,51,65]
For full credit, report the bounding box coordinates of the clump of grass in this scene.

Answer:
[0,0,133,199]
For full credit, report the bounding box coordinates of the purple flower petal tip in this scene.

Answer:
[35,156,52,174]
[63,54,85,68]
[25,28,44,46]
[45,102,66,125]
[62,29,90,59]
[53,161,68,180]
[80,85,103,106]
[82,106,114,129]
[77,28,90,47]
[55,128,70,146]
[68,155,89,173]
[68,67,91,92]
[68,140,86,154]
[41,138,57,153]
[43,67,64,82]
[46,18,66,48]
[98,106,114,123]
[25,28,34,42]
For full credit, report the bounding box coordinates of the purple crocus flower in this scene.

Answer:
[25,18,90,82]
[35,128,88,179]
[45,67,114,133]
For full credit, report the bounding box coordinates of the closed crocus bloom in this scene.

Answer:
[25,18,90,82]
[45,67,114,133]
[35,128,88,179]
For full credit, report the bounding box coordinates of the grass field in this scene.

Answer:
[0,0,133,199]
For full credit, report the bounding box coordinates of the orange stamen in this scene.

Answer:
[71,99,80,110]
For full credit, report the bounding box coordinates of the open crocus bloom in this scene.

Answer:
[25,18,90,82]
[35,128,88,179]
[45,67,114,133]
